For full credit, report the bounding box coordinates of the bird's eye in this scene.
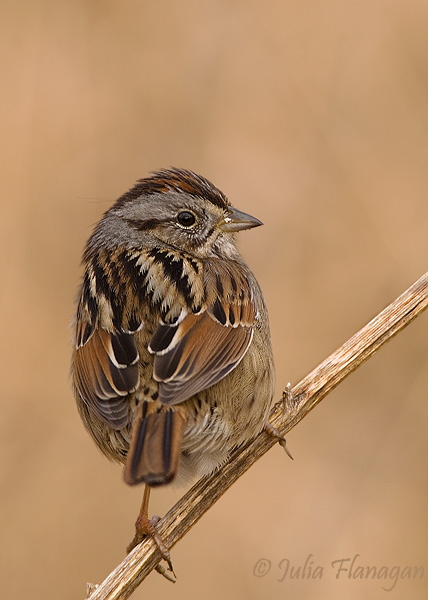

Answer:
[177,211,196,228]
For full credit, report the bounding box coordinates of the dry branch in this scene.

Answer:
[87,271,428,600]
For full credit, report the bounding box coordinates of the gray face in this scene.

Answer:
[87,190,236,259]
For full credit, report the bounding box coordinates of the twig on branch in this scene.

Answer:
[87,271,428,600]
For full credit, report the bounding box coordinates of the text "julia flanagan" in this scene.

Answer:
[253,554,424,591]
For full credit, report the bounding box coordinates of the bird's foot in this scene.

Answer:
[127,513,176,582]
[265,383,295,460]
[264,421,294,460]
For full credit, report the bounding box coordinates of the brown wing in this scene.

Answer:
[149,307,255,406]
[72,327,139,428]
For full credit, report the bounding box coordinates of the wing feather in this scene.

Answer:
[152,312,253,405]
[72,329,139,428]
[149,260,258,406]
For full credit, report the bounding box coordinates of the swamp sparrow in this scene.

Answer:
[71,168,287,574]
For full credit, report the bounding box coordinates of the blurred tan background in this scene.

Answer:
[1,1,428,599]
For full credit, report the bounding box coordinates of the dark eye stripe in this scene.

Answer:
[125,218,161,231]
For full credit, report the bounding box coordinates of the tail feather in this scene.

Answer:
[124,403,186,486]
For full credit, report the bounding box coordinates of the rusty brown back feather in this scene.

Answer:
[72,329,139,428]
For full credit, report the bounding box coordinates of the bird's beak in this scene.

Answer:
[219,206,263,232]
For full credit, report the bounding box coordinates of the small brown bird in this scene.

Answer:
[71,168,286,573]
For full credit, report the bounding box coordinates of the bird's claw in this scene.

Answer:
[264,421,294,460]
[127,514,176,581]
